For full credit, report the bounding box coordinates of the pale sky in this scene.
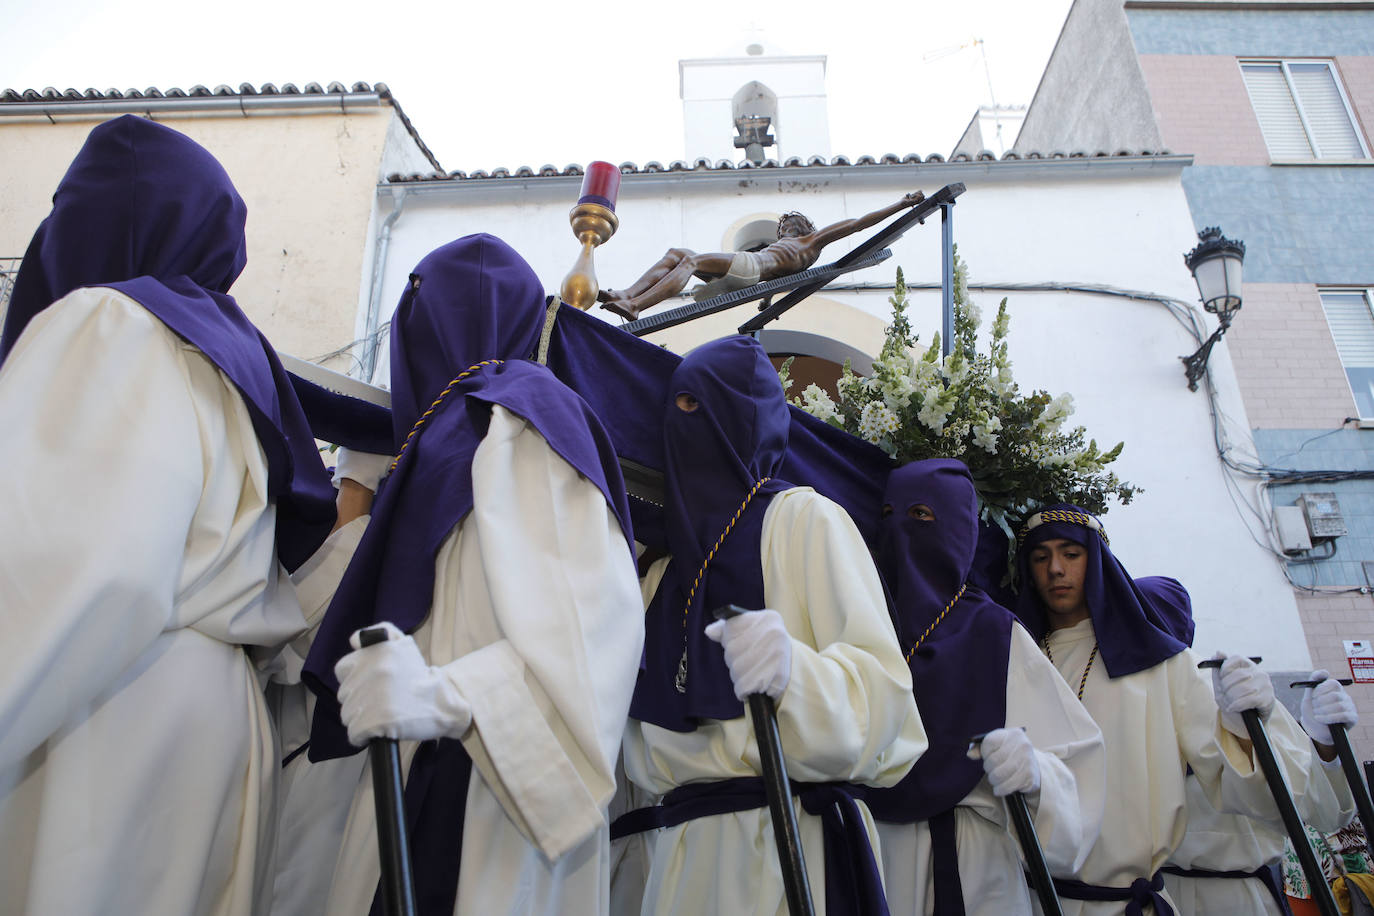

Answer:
[2,0,1074,171]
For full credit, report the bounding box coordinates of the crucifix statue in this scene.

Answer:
[598,190,926,320]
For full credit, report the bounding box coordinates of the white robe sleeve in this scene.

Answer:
[762,488,926,785]
[1173,648,1323,823]
[0,290,205,769]
[439,406,643,861]
[1005,624,1106,874]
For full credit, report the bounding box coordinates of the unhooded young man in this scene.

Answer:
[1015,505,1327,916]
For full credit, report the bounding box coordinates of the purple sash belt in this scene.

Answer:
[1162,864,1292,915]
[1048,872,1174,916]
[610,776,889,916]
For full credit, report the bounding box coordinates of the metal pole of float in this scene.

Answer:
[941,201,955,359]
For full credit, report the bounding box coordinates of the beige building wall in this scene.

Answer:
[0,108,398,372]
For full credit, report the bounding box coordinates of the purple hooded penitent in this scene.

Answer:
[544,306,896,552]
[629,335,793,731]
[301,234,632,916]
[863,459,1013,826]
[1014,504,1187,677]
[0,114,335,570]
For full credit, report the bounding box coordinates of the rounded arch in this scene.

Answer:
[718,211,782,252]
[761,326,876,402]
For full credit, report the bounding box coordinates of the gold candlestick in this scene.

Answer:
[560,201,619,310]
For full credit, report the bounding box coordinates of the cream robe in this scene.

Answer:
[269,518,369,916]
[1162,713,1355,916]
[622,486,927,916]
[0,289,306,915]
[323,405,644,915]
[1042,618,1325,916]
[877,624,1106,915]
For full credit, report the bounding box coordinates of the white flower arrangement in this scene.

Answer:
[780,251,1138,541]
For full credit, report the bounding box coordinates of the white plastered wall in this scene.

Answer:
[376,160,1307,667]
[0,109,395,371]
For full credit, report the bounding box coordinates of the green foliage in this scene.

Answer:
[787,251,1139,536]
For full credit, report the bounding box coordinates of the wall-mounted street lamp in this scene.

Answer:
[1181,226,1246,391]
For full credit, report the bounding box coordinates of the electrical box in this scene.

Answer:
[1274,505,1314,554]
[1299,492,1348,540]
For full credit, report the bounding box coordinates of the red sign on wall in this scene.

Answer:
[1346,640,1374,683]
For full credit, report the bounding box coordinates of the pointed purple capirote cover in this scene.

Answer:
[862,459,1013,822]
[1013,504,1187,678]
[303,233,633,760]
[629,336,793,730]
[544,306,896,553]
[0,114,336,571]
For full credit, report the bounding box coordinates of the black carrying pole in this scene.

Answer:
[1329,724,1374,861]
[358,626,418,916]
[713,605,817,916]
[969,732,1064,916]
[1290,679,1374,860]
[1202,661,1338,916]
[1242,707,1339,916]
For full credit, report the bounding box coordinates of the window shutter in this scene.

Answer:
[1289,63,1367,159]
[1242,63,1315,159]
[1321,291,1374,369]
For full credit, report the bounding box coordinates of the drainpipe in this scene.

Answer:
[361,187,407,382]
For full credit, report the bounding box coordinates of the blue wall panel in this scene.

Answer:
[1128,8,1374,56]
[1254,427,1374,587]
[1181,166,1374,284]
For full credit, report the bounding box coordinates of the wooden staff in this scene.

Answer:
[969,731,1065,916]
[713,604,816,916]
[358,626,418,916]
[1201,658,1338,916]
[1291,677,1374,860]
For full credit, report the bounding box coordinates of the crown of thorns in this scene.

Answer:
[1017,509,1110,546]
[777,211,815,236]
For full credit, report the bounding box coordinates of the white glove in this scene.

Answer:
[1301,668,1358,746]
[334,621,472,747]
[331,447,392,492]
[976,727,1042,796]
[1210,652,1275,738]
[703,609,793,701]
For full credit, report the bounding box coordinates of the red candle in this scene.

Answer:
[578,161,621,211]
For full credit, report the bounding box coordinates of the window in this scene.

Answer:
[1240,60,1369,161]
[0,257,20,327]
[1320,289,1374,417]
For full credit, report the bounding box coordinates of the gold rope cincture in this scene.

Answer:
[536,296,561,366]
[388,360,505,474]
[1044,636,1099,701]
[1017,509,1110,547]
[905,583,969,663]
[674,477,772,694]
